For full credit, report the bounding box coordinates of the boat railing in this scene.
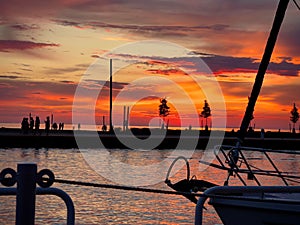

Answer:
[195,185,300,225]
[210,145,300,186]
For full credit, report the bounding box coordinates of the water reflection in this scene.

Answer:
[0,148,298,224]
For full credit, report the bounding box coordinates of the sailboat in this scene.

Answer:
[165,1,300,224]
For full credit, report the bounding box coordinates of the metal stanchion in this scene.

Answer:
[0,163,74,225]
[16,163,37,225]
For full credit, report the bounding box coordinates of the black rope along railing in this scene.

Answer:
[53,178,205,197]
[0,164,204,197]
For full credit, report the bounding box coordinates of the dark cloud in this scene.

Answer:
[262,83,300,106]
[104,50,300,78]
[140,96,159,101]
[1,0,298,58]
[219,81,254,98]
[0,75,20,79]
[75,63,91,68]
[146,68,188,76]
[202,55,258,74]
[53,19,81,27]
[43,67,82,75]
[8,71,22,75]
[10,24,40,30]
[200,54,300,77]
[14,63,30,67]
[0,80,77,104]
[0,40,59,52]
[268,60,300,76]
[279,23,300,59]
[62,0,274,29]
[137,52,300,77]
[20,68,33,72]
[42,64,90,76]
[91,54,100,58]
[53,19,230,35]
[0,0,70,19]
[60,80,75,84]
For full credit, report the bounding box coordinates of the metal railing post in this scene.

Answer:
[16,163,37,225]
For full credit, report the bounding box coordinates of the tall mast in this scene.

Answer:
[238,0,290,144]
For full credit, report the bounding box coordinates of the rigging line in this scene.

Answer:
[53,178,204,197]
[246,164,300,178]
[285,177,300,184]
[293,0,300,10]
[246,162,293,174]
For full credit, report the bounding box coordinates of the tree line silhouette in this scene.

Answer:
[158,98,299,133]
[158,98,211,130]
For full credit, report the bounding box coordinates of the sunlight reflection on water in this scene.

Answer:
[0,148,299,224]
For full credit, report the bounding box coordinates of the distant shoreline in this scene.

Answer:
[1,127,300,150]
[0,122,292,133]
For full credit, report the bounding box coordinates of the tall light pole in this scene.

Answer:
[109,58,113,133]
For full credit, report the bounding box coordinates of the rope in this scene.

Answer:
[53,178,204,197]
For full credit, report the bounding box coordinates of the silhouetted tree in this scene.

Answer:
[159,98,170,129]
[200,100,211,130]
[290,103,299,133]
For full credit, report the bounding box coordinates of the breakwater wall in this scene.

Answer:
[1,128,300,150]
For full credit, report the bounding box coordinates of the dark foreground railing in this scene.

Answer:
[0,163,75,225]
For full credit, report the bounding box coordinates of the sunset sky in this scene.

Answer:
[1,0,300,130]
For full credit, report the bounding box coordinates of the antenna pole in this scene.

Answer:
[123,106,126,132]
[109,59,113,132]
[51,113,53,130]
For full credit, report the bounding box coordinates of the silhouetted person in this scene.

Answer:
[21,117,29,134]
[35,116,40,134]
[248,126,254,133]
[52,122,58,130]
[61,122,64,130]
[59,122,62,130]
[102,124,107,132]
[261,128,265,139]
[45,116,50,135]
[29,116,34,132]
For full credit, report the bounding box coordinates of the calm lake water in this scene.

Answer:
[0,148,299,225]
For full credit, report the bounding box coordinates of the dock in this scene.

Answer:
[1,127,300,150]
